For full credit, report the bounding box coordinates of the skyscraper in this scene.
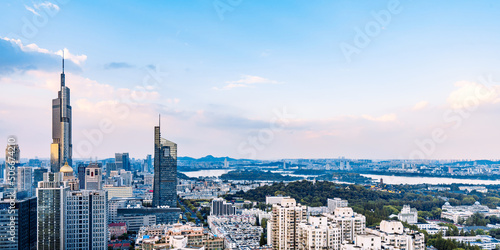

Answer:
[37,171,68,250]
[77,163,87,190]
[65,190,108,249]
[0,197,37,250]
[146,154,152,173]
[152,120,177,207]
[51,55,72,172]
[115,153,130,171]
[17,166,33,197]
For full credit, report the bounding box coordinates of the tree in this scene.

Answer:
[261,218,268,229]
[259,232,266,246]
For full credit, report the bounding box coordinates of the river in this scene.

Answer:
[362,174,500,185]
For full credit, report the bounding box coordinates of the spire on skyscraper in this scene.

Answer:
[62,50,64,74]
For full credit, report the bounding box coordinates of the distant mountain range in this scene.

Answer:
[178,155,253,162]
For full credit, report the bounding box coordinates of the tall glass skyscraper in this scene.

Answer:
[51,56,72,172]
[37,171,68,250]
[152,122,177,207]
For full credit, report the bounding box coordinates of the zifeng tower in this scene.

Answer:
[51,53,72,172]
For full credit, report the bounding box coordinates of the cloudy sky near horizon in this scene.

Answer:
[2,0,500,160]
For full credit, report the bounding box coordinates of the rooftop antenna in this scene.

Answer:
[62,50,65,73]
[159,114,161,127]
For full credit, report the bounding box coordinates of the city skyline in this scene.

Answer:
[2,1,500,160]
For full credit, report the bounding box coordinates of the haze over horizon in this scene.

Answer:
[2,1,500,160]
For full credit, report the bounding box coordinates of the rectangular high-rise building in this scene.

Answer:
[85,163,102,190]
[268,198,308,250]
[146,154,152,173]
[152,123,177,207]
[51,57,72,172]
[17,166,33,197]
[210,198,236,216]
[0,197,37,250]
[37,172,68,250]
[115,153,130,171]
[77,163,87,190]
[65,190,108,249]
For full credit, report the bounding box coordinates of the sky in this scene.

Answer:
[1,0,500,160]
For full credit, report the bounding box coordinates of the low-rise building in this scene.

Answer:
[109,222,127,239]
[136,223,223,250]
[443,235,500,250]
[441,201,489,223]
[209,215,263,249]
[398,205,418,224]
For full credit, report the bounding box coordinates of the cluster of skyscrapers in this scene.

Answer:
[0,57,180,249]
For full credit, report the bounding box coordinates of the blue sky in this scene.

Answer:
[1,0,500,160]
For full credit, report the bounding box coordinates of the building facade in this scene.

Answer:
[210,198,236,216]
[51,57,72,172]
[398,205,418,224]
[84,163,103,190]
[36,172,68,250]
[269,198,308,250]
[115,153,130,171]
[0,197,37,250]
[65,190,108,249]
[152,123,177,207]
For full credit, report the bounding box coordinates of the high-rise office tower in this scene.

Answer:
[33,167,48,190]
[115,153,130,171]
[146,154,152,173]
[85,162,102,190]
[51,56,72,172]
[37,171,68,250]
[65,189,108,249]
[77,163,87,190]
[152,120,177,207]
[4,143,20,186]
[17,166,33,197]
[0,197,37,249]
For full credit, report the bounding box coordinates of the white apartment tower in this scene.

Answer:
[269,198,308,250]
[297,216,342,250]
[324,207,366,244]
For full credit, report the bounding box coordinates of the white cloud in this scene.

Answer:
[34,2,60,11]
[446,80,500,109]
[413,101,429,111]
[214,75,282,90]
[362,113,397,122]
[24,1,60,16]
[24,5,39,16]
[1,37,87,65]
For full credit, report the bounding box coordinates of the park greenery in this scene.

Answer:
[219,170,373,184]
[224,180,500,229]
